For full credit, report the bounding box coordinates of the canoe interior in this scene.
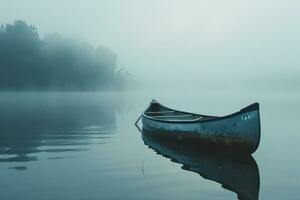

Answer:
[144,100,217,122]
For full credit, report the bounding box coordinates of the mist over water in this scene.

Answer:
[0,1,299,200]
[1,1,300,91]
[0,91,298,200]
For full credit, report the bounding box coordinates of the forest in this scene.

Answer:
[0,20,125,91]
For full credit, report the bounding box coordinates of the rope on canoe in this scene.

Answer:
[135,114,142,133]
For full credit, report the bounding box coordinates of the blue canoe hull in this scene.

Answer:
[141,101,261,153]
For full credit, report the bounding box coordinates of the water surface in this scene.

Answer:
[0,91,298,200]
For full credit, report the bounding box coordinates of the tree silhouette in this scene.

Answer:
[0,20,124,91]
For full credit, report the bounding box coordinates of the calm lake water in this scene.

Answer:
[0,91,299,200]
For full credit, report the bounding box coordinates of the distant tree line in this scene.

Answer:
[0,20,125,91]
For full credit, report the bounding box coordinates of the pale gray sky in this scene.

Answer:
[0,0,299,90]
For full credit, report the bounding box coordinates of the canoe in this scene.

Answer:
[142,133,260,200]
[137,100,261,153]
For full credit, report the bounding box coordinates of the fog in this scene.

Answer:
[0,21,125,91]
[0,0,299,91]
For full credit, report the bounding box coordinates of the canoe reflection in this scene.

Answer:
[142,132,260,200]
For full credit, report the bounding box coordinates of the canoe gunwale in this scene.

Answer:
[142,102,259,124]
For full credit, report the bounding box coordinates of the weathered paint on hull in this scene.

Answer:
[142,109,260,153]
